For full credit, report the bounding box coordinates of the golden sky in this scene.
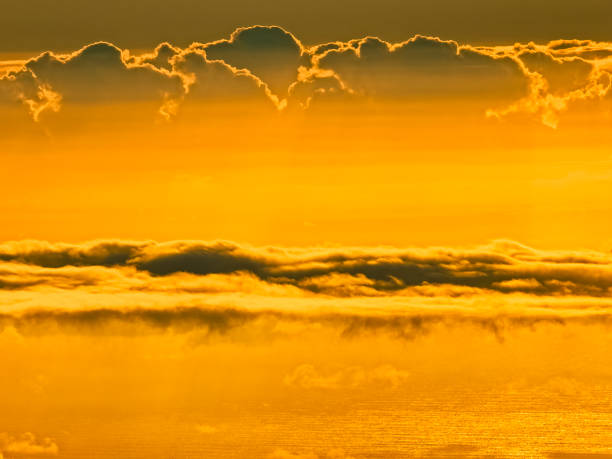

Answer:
[1,8,612,459]
[1,27,612,249]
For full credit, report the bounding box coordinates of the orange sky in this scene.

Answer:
[2,20,612,459]
[1,29,612,248]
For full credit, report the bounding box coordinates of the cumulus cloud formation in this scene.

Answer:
[2,26,612,125]
[312,35,528,102]
[0,37,281,121]
[483,40,612,127]
[171,48,284,110]
[198,26,305,98]
[5,42,184,120]
[23,42,180,103]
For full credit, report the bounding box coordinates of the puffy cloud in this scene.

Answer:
[0,42,183,121]
[198,26,305,98]
[22,42,181,103]
[171,48,284,110]
[515,51,594,94]
[483,41,612,127]
[0,432,58,457]
[0,38,282,122]
[127,42,181,72]
[312,35,529,104]
[486,66,611,128]
[0,59,25,77]
[0,67,61,121]
[3,28,612,126]
[287,66,355,109]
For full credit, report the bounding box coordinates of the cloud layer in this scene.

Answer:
[2,238,612,297]
[1,239,612,342]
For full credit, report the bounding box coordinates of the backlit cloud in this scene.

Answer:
[2,26,612,126]
[312,35,528,103]
[197,26,306,98]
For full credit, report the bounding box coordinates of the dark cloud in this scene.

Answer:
[516,50,594,94]
[171,49,282,109]
[0,67,61,120]
[0,41,184,121]
[545,39,612,60]
[23,41,183,104]
[0,306,254,337]
[0,38,281,121]
[0,240,146,268]
[313,36,529,104]
[1,240,612,297]
[1,305,611,342]
[199,26,305,97]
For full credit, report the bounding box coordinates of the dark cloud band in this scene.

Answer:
[2,305,610,341]
[1,239,612,297]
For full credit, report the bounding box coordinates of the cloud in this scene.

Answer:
[480,40,612,127]
[287,66,355,109]
[312,35,529,104]
[3,28,612,125]
[0,68,61,121]
[23,42,180,102]
[516,50,594,95]
[171,48,284,110]
[0,38,282,122]
[1,304,611,344]
[0,60,26,77]
[16,42,183,120]
[197,25,306,98]
[283,363,409,389]
[0,306,255,337]
[0,432,58,457]
[0,239,147,268]
[128,42,181,73]
[2,239,612,298]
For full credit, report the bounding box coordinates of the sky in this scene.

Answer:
[3,0,612,53]
[1,2,612,458]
